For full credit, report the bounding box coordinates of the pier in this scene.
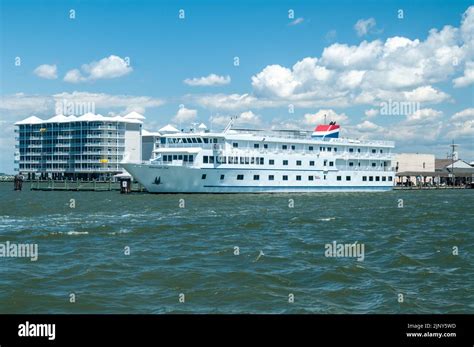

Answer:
[29,179,146,192]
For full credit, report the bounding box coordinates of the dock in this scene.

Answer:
[29,179,146,192]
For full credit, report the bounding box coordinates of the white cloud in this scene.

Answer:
[302,109,349,125]
[364,108,379,118]
[403,86,450,104]
[33,64,57,79]
[173,107,197,124]
[354,18,377,37]
[64,55,132,83]
[210,110,261,128]
[239,110,261,124]
[289,18,304,26]
[453,61,474,87]
[184,74,231,87]
[406,108,443,124]
[451,108,474,121]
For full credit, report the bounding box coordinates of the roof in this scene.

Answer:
[14,113,143,125]
[123,111,146,120]
[142,129,161,136]
[435,159,453,170]
[159,124,180,133]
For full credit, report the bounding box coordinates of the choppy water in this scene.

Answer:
[0,183,472,313]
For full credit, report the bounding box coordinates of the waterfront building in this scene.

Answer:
[14,112,143,180]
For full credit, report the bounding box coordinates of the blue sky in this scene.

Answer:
[1,0,473,173]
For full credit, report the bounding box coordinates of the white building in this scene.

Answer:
[14,112,143,180]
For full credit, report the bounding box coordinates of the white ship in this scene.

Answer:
[122,120,395,193]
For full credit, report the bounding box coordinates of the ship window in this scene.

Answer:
[296,175,301,181]
[376,176,380,181]
[346,176,351,181]
[237,174,244,180]
[369,176,373,181]
[327,147,331,152]
[283,160,288,166]
[173,155,178,160]
[202,138,208,143]
[240,157,244,164]
[178,155,183,160]
[228,157,233,164]
[251,157,255,164]
[363,176,367,181]
[260,158,264,165]
[337,176,342,181]
[209,156,214,164]
[291,145,296,150]
[349,148,354,153]
[309,176,314,181]
[189,156,194,162]
[372,149,376,153]
[203,156,209,164]
[296,160,302,166]
[254,143,259,148]
[269,175,274,181]
[329,161,334,167]
[245,157,249,164]
[382,176,386,181]
[183,155,188,162]
[349,162,354,167]
[222,156,227,164]
[310,161,315,166]
[192,138,198,143]
[234,156,238,163]
[320,147,324,151]
[358,162,361,167]
[213,138,217,143]
[324,175,327,180]
[372,162,376,167]
[357,148,361,153]
[269,159,275,165]
[324,160,327,166]
[309,146,314,151]
[233,142,238,148]
[380,149,383,153]
[254,157,258,165]
[264,144,268,149]
[253,175,260,180]
[283,175,288,181]
[220,174,225,180]
[282,145,288,150]
[201,174,207,180]
[388,176,393,181]
[334,147,337,152]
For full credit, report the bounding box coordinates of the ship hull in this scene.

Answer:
[122,163,394,193]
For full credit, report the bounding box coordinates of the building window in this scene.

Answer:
[269,159,275,165]
[283,160,288,166]
[233,142,238,148]
[296,160,302,166]
[423,162,426,169]
[237,174,244,180]
[283,175,288,181]
[201,174,207,180]
[329,161,334,166]
[363,176,367,181]
[253,174,260,180]
[296,175,301,181]
[269,175,274,181]
[220,174,225,180]
[337,176,342,181]
[310,161,315,166]
[346,176,351,181]
[308,176,314,181]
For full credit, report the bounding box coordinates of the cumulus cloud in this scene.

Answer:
[354,18,377,37]
[173,106,197,123]
[64,55,132,83]
[451,108,474,121]
[184,74,231,86]
[33,64,57,79]
[406,108,443,124]
[364,108,379,118]
[453,61,474,87]
[302,109,349,125]
[210,110,261,128]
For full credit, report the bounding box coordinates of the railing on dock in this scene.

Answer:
[29,179,146,192]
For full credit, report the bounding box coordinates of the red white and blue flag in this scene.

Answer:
[312,123,340,138]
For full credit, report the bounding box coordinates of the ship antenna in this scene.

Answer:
[324,114,327,124]
[224,116,236,133]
